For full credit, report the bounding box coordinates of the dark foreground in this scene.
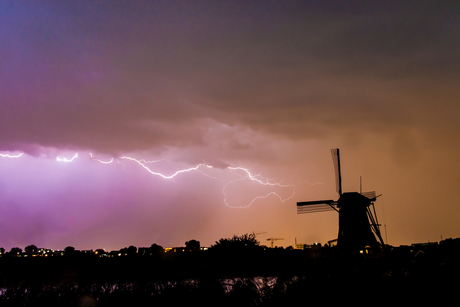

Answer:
[1,245,459,306]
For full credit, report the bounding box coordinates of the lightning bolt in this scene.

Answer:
[119,156,213,179]
[89,153,114,164]
[0,152,24,158]
[228,166,292,188]
[2,151,304,208]
[222,167,296,208]
[56,153,78,162]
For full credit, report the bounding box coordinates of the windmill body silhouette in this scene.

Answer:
[297,149,384,254]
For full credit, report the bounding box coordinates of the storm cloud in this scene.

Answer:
[1,1,459,250]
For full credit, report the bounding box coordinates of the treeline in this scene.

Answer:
[1,235,460,306]
[0,242,189,258]
[0,235,259,258]
[0,234,311,285]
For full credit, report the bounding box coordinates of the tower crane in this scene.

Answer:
[267,237,284,248]
[253,231,266,237]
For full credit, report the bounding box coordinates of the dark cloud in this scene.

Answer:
[1,1,458,158]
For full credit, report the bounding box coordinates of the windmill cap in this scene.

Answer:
[337,192,373,208]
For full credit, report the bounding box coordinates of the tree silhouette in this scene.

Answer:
[149,243,164,257]
[119,247,128,256]
[9,247,22,256]
[64,246,75,256]
[25,244,38,255]
[211,233,260,252]
[95,249,106,256]
[127,245,137,256]
[185,240,200,252]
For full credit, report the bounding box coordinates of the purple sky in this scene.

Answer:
[1,1,459,251]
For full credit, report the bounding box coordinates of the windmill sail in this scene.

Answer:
[297,200,337,214]
[331,148,342,196]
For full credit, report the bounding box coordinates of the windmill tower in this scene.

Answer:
[297,149,385,254]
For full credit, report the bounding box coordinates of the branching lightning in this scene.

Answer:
[221,167,296,208]
[2,151,302,208]
[228,166,293,188]
[118,156,212,179]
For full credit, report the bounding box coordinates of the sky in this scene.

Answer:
[1,1,459,251]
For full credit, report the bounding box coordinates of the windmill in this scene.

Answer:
[297,149,385,254]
